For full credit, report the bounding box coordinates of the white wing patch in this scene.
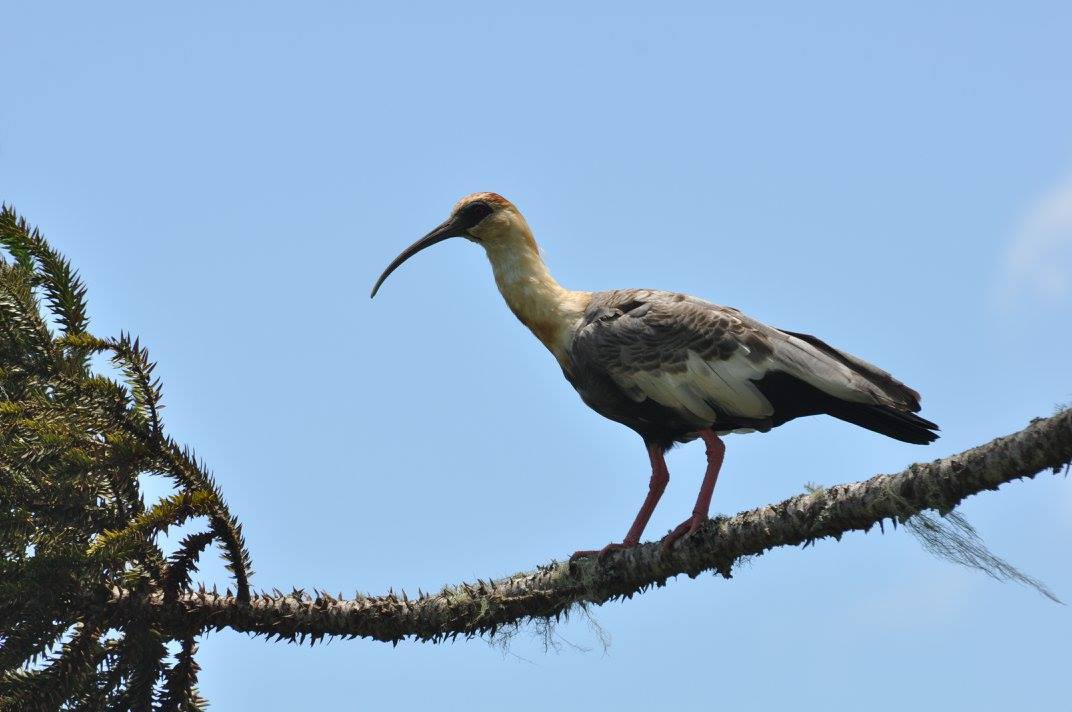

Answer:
[613,349,774,425]
[684,351,773,417]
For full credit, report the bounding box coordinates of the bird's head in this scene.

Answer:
[370,192,533,298]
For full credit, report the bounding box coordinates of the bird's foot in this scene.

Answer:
[660,513,706,554]
[569,540,637,562]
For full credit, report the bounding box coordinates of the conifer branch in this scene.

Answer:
[157,636,206,712]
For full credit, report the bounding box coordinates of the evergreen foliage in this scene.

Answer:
[0,206,249,710]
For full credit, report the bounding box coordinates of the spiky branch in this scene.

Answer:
[97,408,1071,645]
[1,205,1069,709]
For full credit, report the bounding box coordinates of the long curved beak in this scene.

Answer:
[370,215,468,298]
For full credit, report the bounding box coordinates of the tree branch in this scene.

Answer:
[106,408,1072,645]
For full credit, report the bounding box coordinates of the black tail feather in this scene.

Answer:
[824,401,940,445]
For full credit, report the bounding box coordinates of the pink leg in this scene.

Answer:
[570,442,669,561]
[661,429,725,554]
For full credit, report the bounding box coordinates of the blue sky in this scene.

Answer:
[3,2,1071,709]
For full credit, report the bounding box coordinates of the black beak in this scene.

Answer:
[370,215,469,298]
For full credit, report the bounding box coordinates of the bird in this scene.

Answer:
[371,192,938,561]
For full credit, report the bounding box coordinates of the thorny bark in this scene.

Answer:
[103,409,1072,646]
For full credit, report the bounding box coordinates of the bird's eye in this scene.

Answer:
[457,201,494,230]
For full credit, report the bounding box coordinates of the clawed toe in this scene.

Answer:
[660,514,705,554]
[569,541,636,562]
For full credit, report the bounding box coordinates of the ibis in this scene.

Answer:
[371,193,938,560]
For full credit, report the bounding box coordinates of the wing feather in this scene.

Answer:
[570,290,924,434]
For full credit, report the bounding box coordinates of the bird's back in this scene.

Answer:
[567,289,938,446]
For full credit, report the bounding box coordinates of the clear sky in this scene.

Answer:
[3,2,1071,709]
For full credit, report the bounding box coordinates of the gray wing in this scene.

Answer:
[570,289,924,431]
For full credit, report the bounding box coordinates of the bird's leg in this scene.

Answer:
[661,429,724,554]
[620,443,671,546]
[570,442,669,561]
